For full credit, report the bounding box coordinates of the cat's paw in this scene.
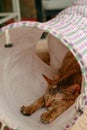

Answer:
[20,105,34,116]
[41,112,53,123]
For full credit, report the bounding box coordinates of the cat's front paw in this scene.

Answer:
[41,112,53,123]
[20,105,34,116]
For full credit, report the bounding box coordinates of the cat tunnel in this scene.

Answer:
[0,0,87,130]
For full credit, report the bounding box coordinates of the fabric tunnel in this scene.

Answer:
[0,0,87,130]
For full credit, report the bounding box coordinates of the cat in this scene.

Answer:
[20,51,82,123]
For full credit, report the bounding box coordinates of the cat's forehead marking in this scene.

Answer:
[49,88,58,95]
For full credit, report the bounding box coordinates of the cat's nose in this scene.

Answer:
[45,102,51,107]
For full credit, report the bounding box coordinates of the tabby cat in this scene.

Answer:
[20,51,82,123]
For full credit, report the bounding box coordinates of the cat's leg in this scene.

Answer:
[20,96,44,116]
[41,100,74,123]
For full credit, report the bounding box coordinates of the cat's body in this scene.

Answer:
[20,51,82,123]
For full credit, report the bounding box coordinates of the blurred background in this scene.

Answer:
[0,0,74,25]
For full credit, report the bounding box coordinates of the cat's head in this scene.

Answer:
[43,75,81,108]
[43,74,58,107]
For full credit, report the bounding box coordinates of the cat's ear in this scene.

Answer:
[68,84,81,95]
[42,74,53,84]
[72,84,81,93]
